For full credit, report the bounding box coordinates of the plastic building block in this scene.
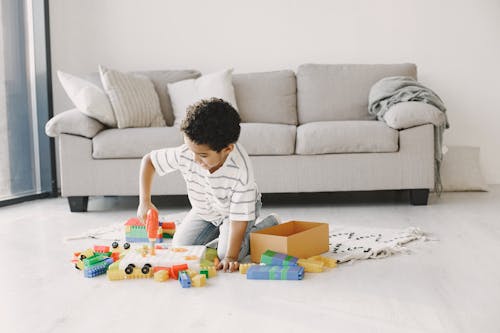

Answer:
[260,250,298,266]
[146,209,160,255]
[162,222,176,238]
[107,267,153,281]
[200,266,216,278]
[152,266,170,273]
[171,264,189,280]
[185,269,198,278]
[84,258,113,278]
[239,263,256,274]
[192,274,206,287]
[297,258,324,273]
[79,248,94,260]
[200,269,209,279]
[308,255,338,268]
[246,265,304,280]
[93,245,110,253]
[204,248,218,261]
[83,253,109,267]
[154,270,169,282]
[124,218,175,242]
[178,271,191,288]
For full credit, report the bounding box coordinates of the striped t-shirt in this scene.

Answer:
[150,143,259,225]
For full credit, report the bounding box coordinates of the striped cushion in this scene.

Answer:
[99,65,166,128]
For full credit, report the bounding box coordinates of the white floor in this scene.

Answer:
[1,188,499,333]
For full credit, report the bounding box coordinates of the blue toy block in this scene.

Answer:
[260,250,299,266]
[178,270,191,288]
[246,265,304,280]
[84,258,114,278]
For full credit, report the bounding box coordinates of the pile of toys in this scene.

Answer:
[239,249,337,280]
[71,209,220,288]
[107,244,218,288]
[71,210,338,286]
[124,217,175,243]
[71,241,130,278]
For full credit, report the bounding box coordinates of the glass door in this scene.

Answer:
[0,0,55,204]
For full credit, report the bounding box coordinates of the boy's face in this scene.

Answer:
[184,136,234,173]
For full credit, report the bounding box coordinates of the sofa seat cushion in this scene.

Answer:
[92,123,296,159]
[296,121,398,154]
[233,70,297,125]
[92,127,184,159]
[238,123,296,155]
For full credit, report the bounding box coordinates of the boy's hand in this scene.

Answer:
[137,201,158,226]
[217,257,239,272]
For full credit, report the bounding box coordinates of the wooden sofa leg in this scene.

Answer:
[68,196,89,212]
[409,189,429,206]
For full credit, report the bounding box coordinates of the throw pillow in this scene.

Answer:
[383,101,446,129]
[99,65,166,129]
[57,70,116,127]
[167,69,238,127]
[440,146,488,192]
[45,109,106,138]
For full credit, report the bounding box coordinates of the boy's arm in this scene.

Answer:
[137,153,158,223]
[218,220,248,272]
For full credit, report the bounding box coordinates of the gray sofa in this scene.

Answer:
[47,63,434,212]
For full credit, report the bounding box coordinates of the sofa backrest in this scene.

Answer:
[232,70,297,125]
[296,63,417,124]
[85,69,201,126]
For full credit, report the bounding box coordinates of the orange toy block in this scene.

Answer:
[170,263,189,280]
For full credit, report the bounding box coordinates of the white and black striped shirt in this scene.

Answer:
[150,143,259,225]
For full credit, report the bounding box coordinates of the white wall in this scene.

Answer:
[49,0,500,183]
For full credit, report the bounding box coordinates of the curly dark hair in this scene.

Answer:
[180,98,241,152]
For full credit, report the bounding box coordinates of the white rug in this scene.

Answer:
[327,226,429,263]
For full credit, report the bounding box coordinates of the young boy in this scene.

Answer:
[137,98,279,272]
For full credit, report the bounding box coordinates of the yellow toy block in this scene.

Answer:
[107,269,125,281]
[80,248,94,259]
[192,274,206,287]
[154,270,169,282]
[297,258,324,273]
[185,269,198,278]
[239,263,256,274]
[107,267,152,281]
[200,266,217,278]
[308,255,337,268]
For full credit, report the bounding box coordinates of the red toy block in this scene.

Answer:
[153,266,170,273]
[94,245,110,253]
[162,222,176,230]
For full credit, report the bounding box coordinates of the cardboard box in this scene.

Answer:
[250,221,329,263]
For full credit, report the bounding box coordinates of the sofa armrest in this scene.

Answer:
[45,109,106,138]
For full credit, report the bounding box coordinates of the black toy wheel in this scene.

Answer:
[75,263,81,270]
[125,264,135,275]
[111,241,119,249]
[80,254,86,260]
[123,242,130,249]
[141,264,152,274]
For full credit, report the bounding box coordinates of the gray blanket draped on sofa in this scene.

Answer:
[368,76,449,194]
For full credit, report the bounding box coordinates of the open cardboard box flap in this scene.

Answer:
[250,221,329,263]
